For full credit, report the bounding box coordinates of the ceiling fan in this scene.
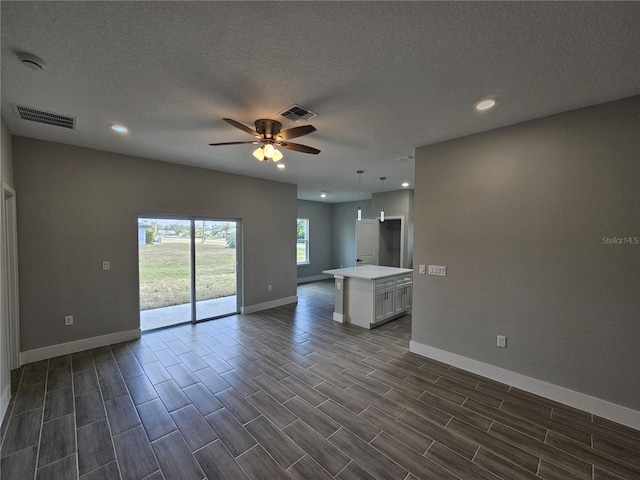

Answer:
[209,118,320,162]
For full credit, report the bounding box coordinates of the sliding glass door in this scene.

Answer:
[138,216,240,331]
[194,220,238,321]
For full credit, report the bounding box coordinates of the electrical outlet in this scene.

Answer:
[418,264,426,275]
[497,335,507,348]
[102,261,110,271]
[268,284,272,291]
[64,315,74,326]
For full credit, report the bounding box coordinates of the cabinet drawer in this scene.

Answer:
[375,278,396,290]
[395,274,413,285]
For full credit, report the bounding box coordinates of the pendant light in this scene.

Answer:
[379,177,386,222]
[356,170,364,221]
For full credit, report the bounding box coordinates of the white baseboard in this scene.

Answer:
[297,274,331,285]
[20,329,141,365]
[0,383,11,422]
[333,312,345,323]
[410,340,640,430]
[241,296,298,315]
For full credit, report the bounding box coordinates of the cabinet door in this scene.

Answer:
[375,289,394,323]
[402,284,412,311]
[374,290,386,323]
[395,284,413,313]
[395,286,404,313]
[383,289,395,318]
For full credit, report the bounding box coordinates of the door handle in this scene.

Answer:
[356,258,362,262]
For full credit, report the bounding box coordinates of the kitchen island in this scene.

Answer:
[323,266,413,329]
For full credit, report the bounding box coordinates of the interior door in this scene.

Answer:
[355,218,378,266]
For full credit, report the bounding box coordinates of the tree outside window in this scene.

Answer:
[297,218,309,265]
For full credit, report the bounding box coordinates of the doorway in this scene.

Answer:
[138,216,241,331]
[355,216,404,268]
[378,218,402,267]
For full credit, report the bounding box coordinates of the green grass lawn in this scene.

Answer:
[139,238,236,310]
[297,242,307,263]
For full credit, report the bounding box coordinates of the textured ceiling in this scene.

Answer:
[2,1,639,202]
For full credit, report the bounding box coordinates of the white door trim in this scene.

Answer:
[2,184,20,369]
[375,215,404,268]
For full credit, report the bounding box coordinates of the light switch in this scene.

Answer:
[428,265,447,276]
[102,261,110,271]
[418,265,426,275]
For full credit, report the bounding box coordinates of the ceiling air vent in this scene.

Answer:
[12,104,76,129]
[278,104,317,122]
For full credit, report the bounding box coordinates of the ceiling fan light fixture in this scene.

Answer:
[263,144,275,158]
[272,149,283,162]
[210,117,319,163]
[277,163,285,169]
[252,147,265,161]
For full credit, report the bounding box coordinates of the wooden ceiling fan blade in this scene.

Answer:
[276,125,316,140]
[222,118,260,137]
[280,142,320,154]
[208,141,260,146]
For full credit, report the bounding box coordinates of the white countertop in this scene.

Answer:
[323,265,413,280]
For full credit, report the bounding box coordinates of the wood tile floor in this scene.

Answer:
[1,280,639,479]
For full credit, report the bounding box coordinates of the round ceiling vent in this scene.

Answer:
[17,53,46,70]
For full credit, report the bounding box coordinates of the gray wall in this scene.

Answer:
[371,189,414,268]
[331,200,371,269]
[413,97,640,409]
[1,118,14,186]
[13,138,297,352]
[1,117,15,412]
[297,200,333,280]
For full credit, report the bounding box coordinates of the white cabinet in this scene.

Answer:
[395,283,412,313]
[375,288,395,323]
[370,273,412,327]
[323,266,413,330]
[394,274,412,314]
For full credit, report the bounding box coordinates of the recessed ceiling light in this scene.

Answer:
[320,193,327,198]
[276,163,285,169]
[402,182,410,188]
[110,123,128,134]
[475,98,498,111]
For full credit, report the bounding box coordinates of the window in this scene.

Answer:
[297,218,309,265]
